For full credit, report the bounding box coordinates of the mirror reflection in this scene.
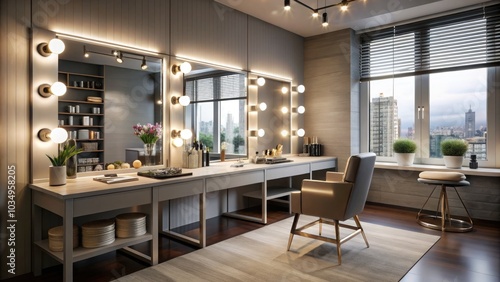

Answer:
[183,63,248,161]
[256,77,291,155]
[57,38,164,172]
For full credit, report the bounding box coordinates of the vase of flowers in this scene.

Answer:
[133,122,162,166]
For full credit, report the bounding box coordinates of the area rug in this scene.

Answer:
[115,215,440,282]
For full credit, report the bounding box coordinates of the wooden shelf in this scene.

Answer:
[34,233,152,263]
[58,112,103,116]
[59,99,103,105]
[243,186,300,200]
[59,71,104,79]
[67,86,104,92]
[60,125,104,128]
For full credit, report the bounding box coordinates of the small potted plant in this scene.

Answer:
[393,139,417,166]
[46,143,82,186]
[440,139,468,169]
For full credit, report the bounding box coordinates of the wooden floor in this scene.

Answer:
[7,203,500,282]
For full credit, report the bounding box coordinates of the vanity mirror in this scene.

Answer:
[56,37,164,172]
[181,61,248,161]
[254,76,292,155]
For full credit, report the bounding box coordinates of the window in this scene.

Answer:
[360,4,499,167]
[184,72,247,158]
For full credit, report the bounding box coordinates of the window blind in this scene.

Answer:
[185,72,246,102]
[360,4,500,81]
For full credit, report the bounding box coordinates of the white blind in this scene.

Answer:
[360,4,500,81]
[185,72,246,102]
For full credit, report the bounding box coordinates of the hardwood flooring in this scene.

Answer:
[6,203,499,282]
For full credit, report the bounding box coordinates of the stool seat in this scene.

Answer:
[417,171,473,232]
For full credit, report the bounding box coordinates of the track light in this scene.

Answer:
[37,37,65,57]
[112,50,119,56]
[38,128,68,143]
[284,0,291,10]
[141,56,148,70]
[322,12,329,27]
[340,0,349,11]
[116,51,123,63]
[312,9,319,17]
[83,45,89,58]
[38,82,67,98]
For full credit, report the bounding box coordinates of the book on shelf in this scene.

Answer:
[93,175,139,184]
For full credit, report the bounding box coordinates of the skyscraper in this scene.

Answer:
[370,93,399,156]
[465,106,475,138]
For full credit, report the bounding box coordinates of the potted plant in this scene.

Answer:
[393,139,417,166]
[440,139,468,169]
[46,143,82,186]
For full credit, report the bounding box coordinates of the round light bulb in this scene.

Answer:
[297,85,305,93]
[173,137,184,147]
[48,38,65,54]
[281,129,288,137]
[297,105,305,114]
[257,77,266,86]
[312,11,319,18]
[281,87,288,94]
[180,62,192,74]
[178,95,191,106]
[180,129,192,140]
[259,102,267,111]
[50,82,67,96]
[51,128,68,144]
[281,106,289,114]
[297,128,305,137]
[258,129,265,137]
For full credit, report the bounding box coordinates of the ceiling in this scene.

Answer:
[214,0,496,37]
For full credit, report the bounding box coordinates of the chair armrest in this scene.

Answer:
[300,179,353,219]
[326,172,344,182]
[291,191,301,214]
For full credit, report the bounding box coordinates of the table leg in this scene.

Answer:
[32,204,42,276]
[63,199,74,282]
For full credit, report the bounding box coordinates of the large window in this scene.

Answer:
[361,4,499,166]
[184,72,247,158]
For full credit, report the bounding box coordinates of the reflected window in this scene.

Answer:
[184,72,247,158]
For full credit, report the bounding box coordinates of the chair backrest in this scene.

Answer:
[343,152,376,219]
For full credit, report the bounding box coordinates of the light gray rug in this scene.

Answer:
[115,215,440,282]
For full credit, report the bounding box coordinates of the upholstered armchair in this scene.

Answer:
[287,152,377,264]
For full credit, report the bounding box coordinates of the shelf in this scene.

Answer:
[59,112,103,116]
[60,125,104,128]
[243,186,300,200]
[80,150,104,153]
[67,86,104,92]
[34,233,152,263]
[77,163,103,167]
[75,139,104,141]
[59,71,104,79]
[59,100,103,105]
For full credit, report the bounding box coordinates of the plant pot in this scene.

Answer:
[49,166,67,186]
[443,156,464,169]
[395,153,415,166]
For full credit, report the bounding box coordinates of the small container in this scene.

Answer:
[75,105,80,113]
[68,116,73,125]
[89,118,93,126]
[82,116,90,126]
[78,129,89,140]
[89,131,95,139]
[95,131,100,139]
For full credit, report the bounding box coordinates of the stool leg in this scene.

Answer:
[439,185,447,231]
[453,187,474,228]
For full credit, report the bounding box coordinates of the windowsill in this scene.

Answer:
[375,162,500,177]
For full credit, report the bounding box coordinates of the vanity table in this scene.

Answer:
[30,156,336,282]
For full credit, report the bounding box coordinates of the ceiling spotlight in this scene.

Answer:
[112,50,119,56]
[141,56,148,70]
[83,45,89,58]
[37,37,65,57]
[312,9,319,17]
[340,0,349,11]
[116,52,123,63]
[284,0,291,10]
[322,12,329,27]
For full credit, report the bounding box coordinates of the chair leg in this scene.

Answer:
[354,215,369,248]
[287,213,300,251]
[334,220,342,265]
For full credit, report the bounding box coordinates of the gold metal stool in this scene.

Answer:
[417,171,473,232]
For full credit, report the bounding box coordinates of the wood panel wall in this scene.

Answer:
[1,0,305,277]
[303,29,359,171]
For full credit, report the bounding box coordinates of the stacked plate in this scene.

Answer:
[82,219,115,248]
[115,213,147,238]
[48,225,79,252]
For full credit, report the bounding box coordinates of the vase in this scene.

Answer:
[49,166,67,186]
[443,156,463,169]
[394,153,415,166]
[143,142,156,166]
